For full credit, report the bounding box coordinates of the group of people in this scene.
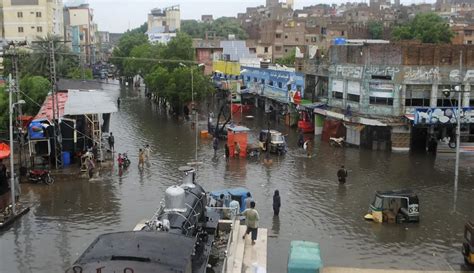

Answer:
[213,137,241,160]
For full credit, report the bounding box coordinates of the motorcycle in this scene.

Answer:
[329,137,345,147]
[28,169,54,185]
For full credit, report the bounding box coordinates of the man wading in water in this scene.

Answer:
[337,165,348,184]
[241,201,260,245]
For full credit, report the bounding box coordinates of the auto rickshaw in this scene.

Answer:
[364,190,420,223]
[258,129,286,155]
[462,221,474,266]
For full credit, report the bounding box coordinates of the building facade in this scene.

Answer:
[63,2,96,64]
[1,0,64,42]
[146,5,180,44]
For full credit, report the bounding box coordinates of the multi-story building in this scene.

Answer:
[453,24,474,45]
[304,42,474,152]
[0,0,63,42]
[146,5,180,44]
[63,2,96,64]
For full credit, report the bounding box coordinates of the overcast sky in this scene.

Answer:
[88,0,436,33]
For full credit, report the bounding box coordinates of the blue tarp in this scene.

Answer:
[210,187,251,212]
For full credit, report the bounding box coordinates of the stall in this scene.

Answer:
[227,125,250,158]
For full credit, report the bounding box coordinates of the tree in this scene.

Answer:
[28,34,79,78]
[275,49,296,66]
[67,67,93,80]
[368,21,384,39]
[0,87,8,129]
[392,13,454,43]
[20,76,51,116]
[111,32,148,74]
[181,17,248,39]
[161,32,194,62]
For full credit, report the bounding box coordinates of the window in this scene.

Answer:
[347,94,360,102]
[468,41,473,45]
[311,37,317,42]
[18,27,24,33]
[246,76,251,82]
[369,97,393,105]
[269,80,274,86]
[275,46,282,51]
[285,35,288,39]
[17,12,23,18]
[253,77,257,82]
[36,12,41,17]
[261,79,265,85]
[295,37,299,42]
[332,91,343,99]
[37,26,42,32]
[264,47,269,53]
[405,85,430,107]
[276,34,281,38]
[278,82,283,88]
[285,49,288,53]
[321,27,327,35]
[341,31,345,36]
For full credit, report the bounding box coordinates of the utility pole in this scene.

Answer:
[453,50,463,211]
[49,40,63,169]
[8,74,16,215]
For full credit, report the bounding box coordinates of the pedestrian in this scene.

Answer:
[117,97,121,109]
[241,201,260,245]
[306,139,313,158]
[108,132,115,151]
[216,193,225,208]
[337,165,348,184]
[273,190,281,216]
[224,143,230,160]
[86,155,95,179]
[138,148,145,168]
[144,144,152,161]
[244,192,253,209]
[298,129,304,148]
[117,153,124,168]
[234,141,241,158]
[212,137,219,157]
[12,173,20,202]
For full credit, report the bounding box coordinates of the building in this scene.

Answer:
[63,2,96,64]
[201,15,213,23]
[304,42,474,152]
[0,0,64,42]
[452,24,474,45]
[146,5,180,44]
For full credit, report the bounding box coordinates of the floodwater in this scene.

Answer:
[1,82,474,273]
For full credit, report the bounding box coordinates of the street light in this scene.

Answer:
[8,73,25,216]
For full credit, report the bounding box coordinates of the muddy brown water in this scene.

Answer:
[1,82,474,273]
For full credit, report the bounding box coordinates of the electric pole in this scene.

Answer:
[49,40,63,169]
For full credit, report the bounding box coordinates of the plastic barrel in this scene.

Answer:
[62,152,71,166]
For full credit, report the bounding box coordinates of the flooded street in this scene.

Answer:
[1,82,474,273]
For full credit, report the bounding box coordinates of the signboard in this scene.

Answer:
[414,107,474,125]
[332,80,343,92]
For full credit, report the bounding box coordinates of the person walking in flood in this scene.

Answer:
[244,192,253,209]
[224,143,230,161]
[273,190,281,216]
[337,165,348,184]
[144,144,152,161]
[234,141,241,158]
[117,97,121,109]
[241,201,260,245]
[86,155,95,179]
[306,139,313,158]
[108,132,115,151]
[138,149,145,169]
[212,137,219,157]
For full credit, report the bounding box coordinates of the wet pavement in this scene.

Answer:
[1,82,474,273]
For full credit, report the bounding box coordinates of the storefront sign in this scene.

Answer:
[414,107,474,125]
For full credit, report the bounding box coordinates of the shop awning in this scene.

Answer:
[314,108,388,126]
[64,90,118,115]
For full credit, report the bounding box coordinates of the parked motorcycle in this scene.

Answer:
[28,169,54,185]
[329,137,345,147]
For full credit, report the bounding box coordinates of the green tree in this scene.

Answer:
[181,17,248,39]
[275,49,296,66]
[368,21,384,39]
[161,32,194,62]
[28,34,79,78]
[392,13,454,43]
[0,87,8,129]
[20,76,51,115]
[67,67,93,80]
[111,32,149,74]
[122,43,164,78]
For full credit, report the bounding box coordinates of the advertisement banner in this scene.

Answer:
[414,107,474,125]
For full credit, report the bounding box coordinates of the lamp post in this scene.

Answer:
[8,74,26,216]
[180,63,205,162]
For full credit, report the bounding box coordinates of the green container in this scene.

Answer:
[288,241,322,273]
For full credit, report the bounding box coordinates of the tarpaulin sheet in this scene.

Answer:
[322,119,346,142]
